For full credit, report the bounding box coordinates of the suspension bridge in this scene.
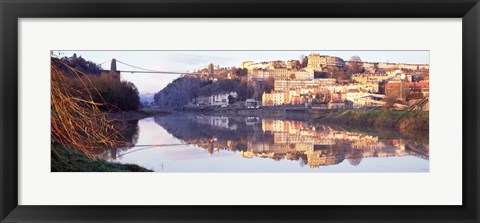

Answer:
[103,58,208,76]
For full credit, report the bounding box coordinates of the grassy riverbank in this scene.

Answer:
[51,110,170,172]
[190,106,429,130]
[51,143,152,172]
[313,110,429,130]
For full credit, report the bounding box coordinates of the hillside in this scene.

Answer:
[153,77,204,109]
[153,76,254,109]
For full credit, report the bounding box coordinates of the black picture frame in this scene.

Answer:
[1,0,479,222]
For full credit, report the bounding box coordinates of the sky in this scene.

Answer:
[53,50,429,94]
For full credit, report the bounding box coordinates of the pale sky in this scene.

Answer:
[53,50,429,94]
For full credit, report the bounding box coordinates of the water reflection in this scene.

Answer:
[102,114,429,172]
[156,115,428,168]
[97,119,140,160]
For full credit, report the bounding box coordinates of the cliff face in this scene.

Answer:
[153,77,204,109]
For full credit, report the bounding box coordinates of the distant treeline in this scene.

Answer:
[52,55,140,111]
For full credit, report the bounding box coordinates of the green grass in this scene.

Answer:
[51,143,152,172]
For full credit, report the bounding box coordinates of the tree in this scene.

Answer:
[235,77,254,100]
[67,74,140,111]
[53,55,102,76]
[234,68,248,77]
[300,54,308,68]
[350,55,362,62]
[373,63,380,73]
[347,55,364,75]
[314,93,322,104]
[289,73,296,80]
[288,60,301,69]
[53,56,140,111]
[382,96,397,110]
[271,61,285,68]
[263,77,275,93]
[326,66,349,82]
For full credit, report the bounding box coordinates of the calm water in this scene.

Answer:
[101,114,429,172]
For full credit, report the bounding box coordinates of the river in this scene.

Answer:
[100,113,429,172]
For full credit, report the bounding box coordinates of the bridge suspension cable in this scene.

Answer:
[114,59,193,75]
[115,59,161,72]
[114,70,188,75]
[102,58,213,76]
[97,60,110,65]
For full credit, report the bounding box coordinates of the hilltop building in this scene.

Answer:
[307,54,345,71]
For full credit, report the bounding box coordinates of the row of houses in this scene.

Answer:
[247,68,314,81]
[385,80,429,99]
[263,77,382,106]
[262,78,429,108]
[360,61,430,71]
[261,88,318,106]
[243,54,346,80]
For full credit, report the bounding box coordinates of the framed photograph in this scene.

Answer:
[1,0,479,222]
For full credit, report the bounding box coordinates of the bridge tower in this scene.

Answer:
[111,58,117,72]
[109,58,120,81]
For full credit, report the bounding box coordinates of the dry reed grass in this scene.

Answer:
[51,61,122,159]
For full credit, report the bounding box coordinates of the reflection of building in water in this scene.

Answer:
[248,119,428,167]
[195,115,237,130]
[245,117,260,126]
[156,116,429,168]
[306,151,345,167]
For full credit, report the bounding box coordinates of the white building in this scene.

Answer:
[197,92,238,106]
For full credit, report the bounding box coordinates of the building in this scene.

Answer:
[326,56,345,67]
[314,78,336,86]
[307,53,327,71]
[327,100,353,109]
[247,68,270,80]
[325,83,379,95]
[377,62,430,71]
[286,60,300,69]
[281,88,316,105]
[211,93,229,106]
[240,61,254,69]
[241,61,273,70]
[346,89,385,107]
[294,68,314,80]
[385,80,429,99]
[352,73,390,84]
[306,152,345,167]
[274,80,318,91]
[197,96,211,106]
[196,92,237,106]
[262,91,285,106]
[248,68,314,81]
[266,68,291,80]
[307,54,345,71]
[245,99,260,109]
